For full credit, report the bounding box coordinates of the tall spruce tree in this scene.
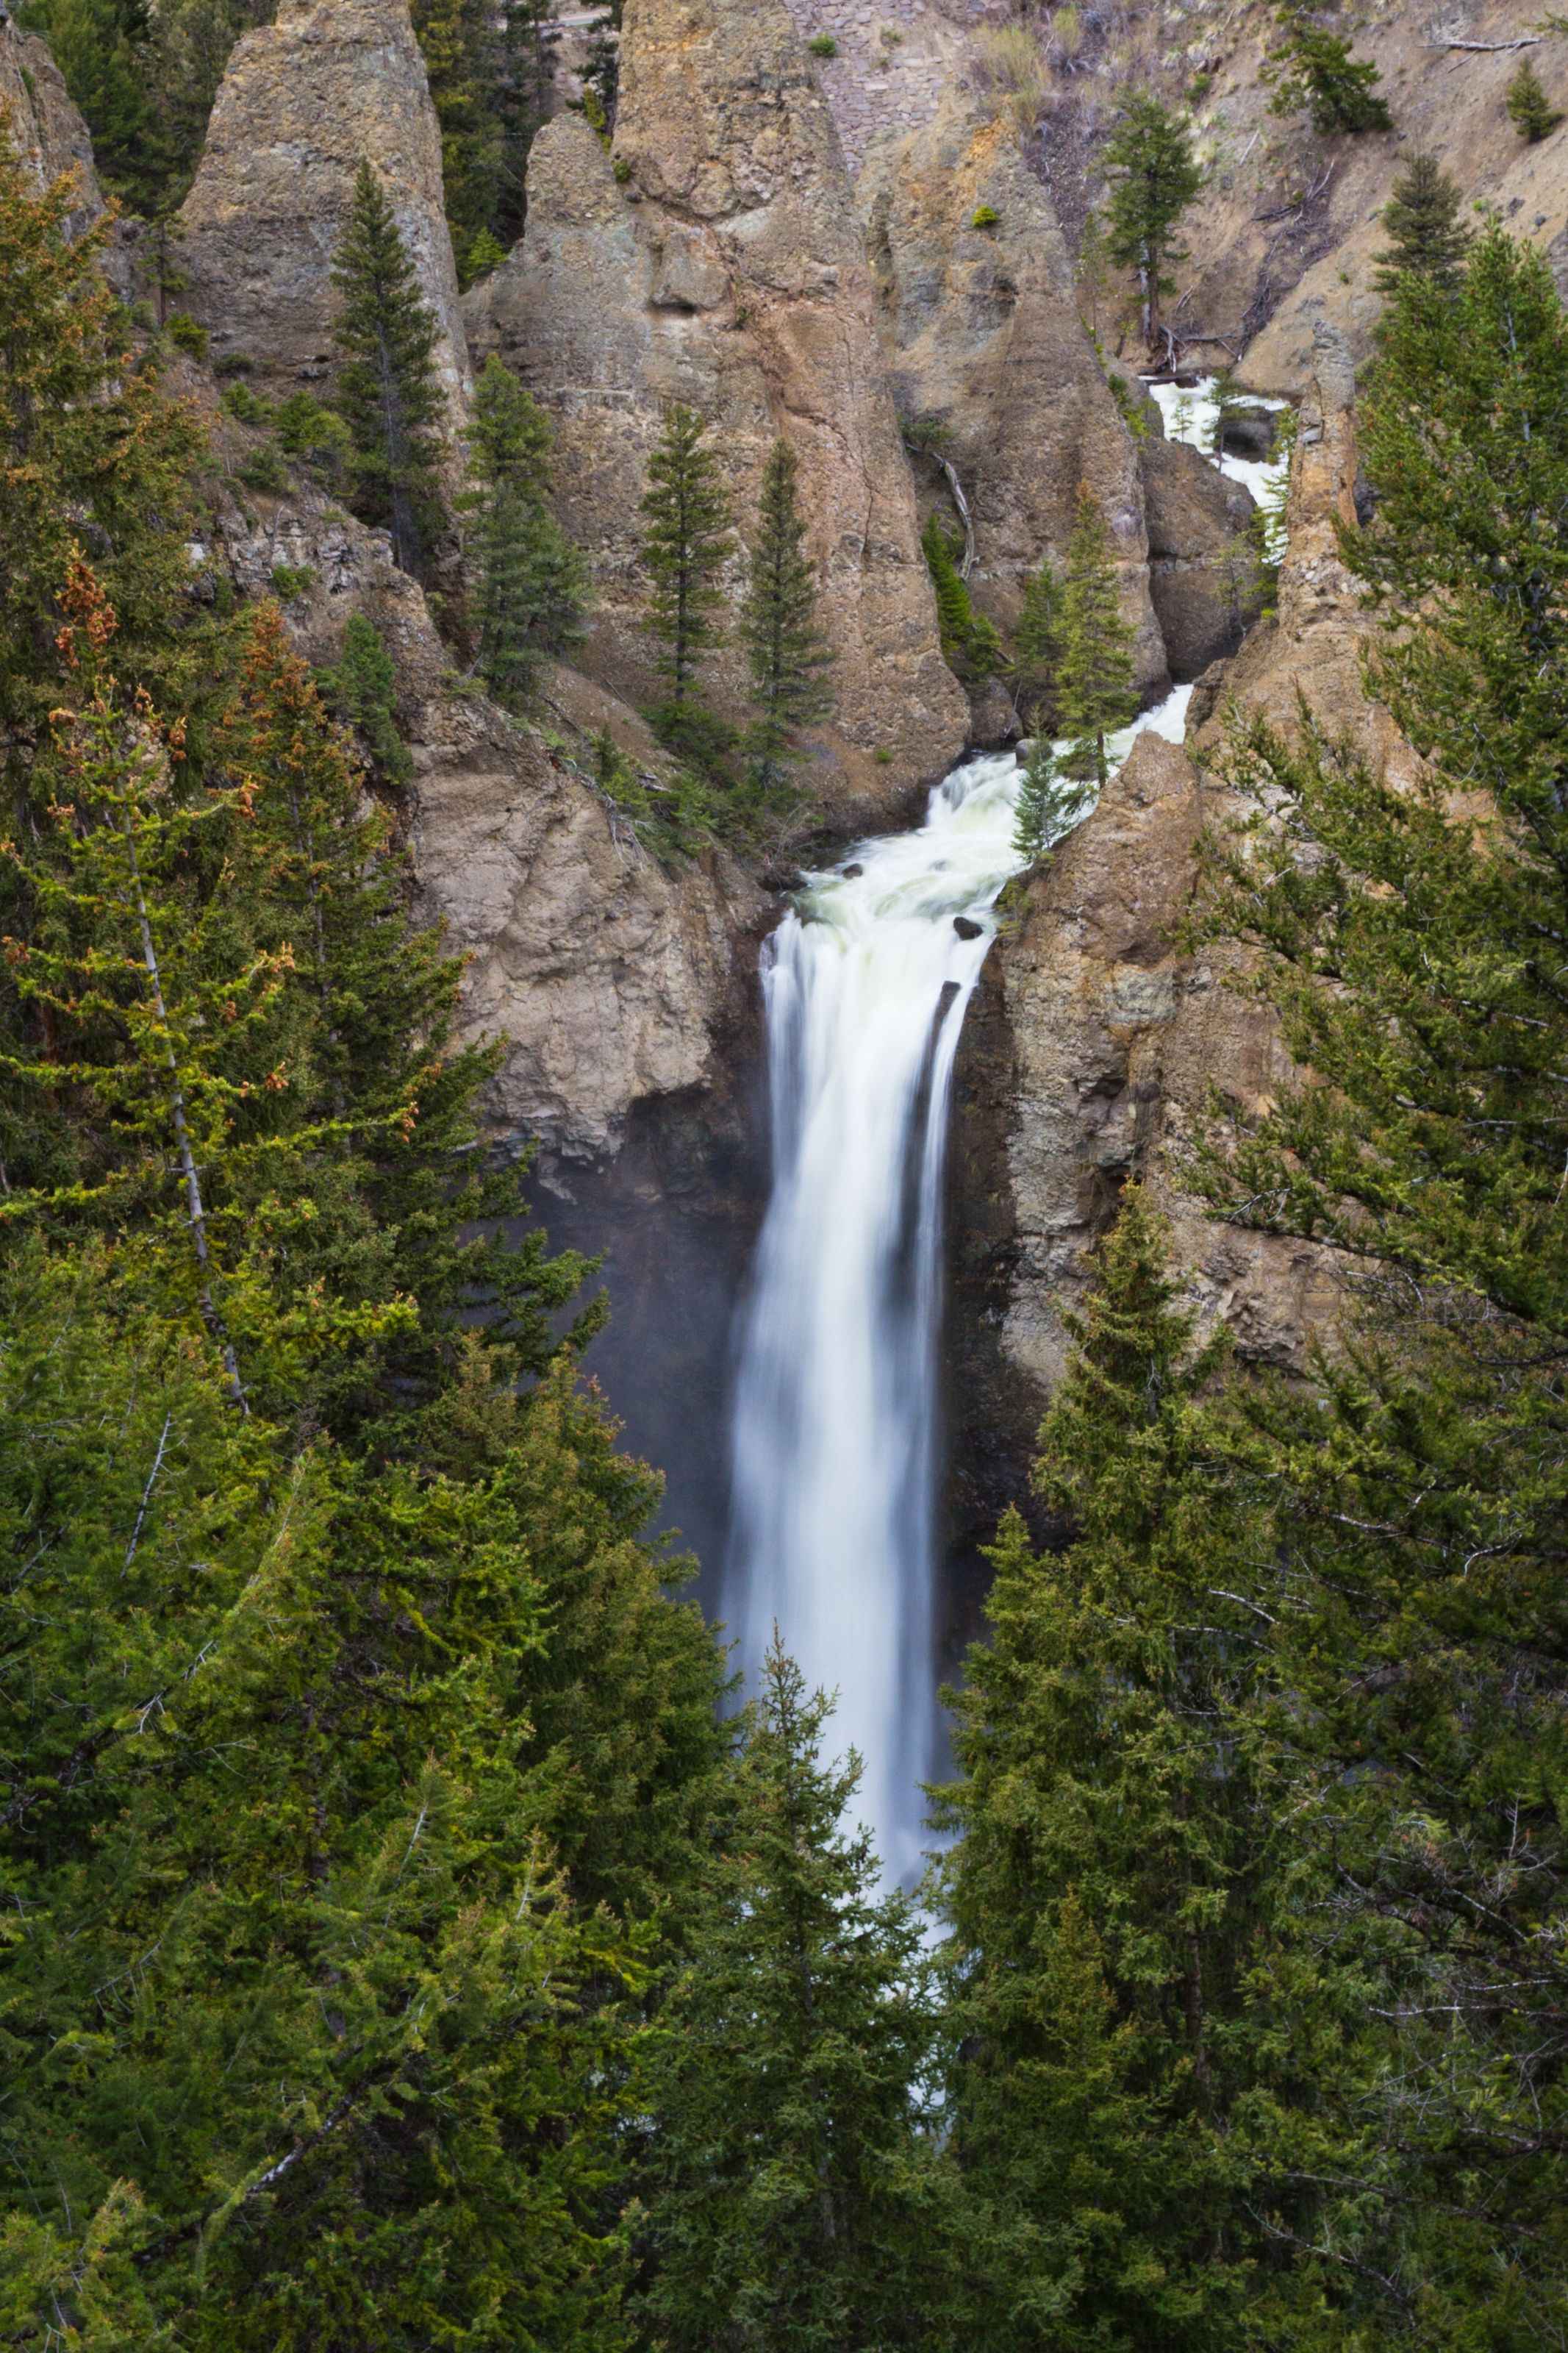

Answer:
[740,437,834,793]
[332,162,450,582]
[1056,488,1137,788]
[639,401,734,764]
[1012,553,1064,729]
[1372,150,1471,293]
[465,354,588,709]
[1102,93,1203,355]
[1184,228,1568,2335]
[936,1190,1275,2352]
[637,1639,964,2353]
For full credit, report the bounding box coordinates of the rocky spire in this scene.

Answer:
[177,0,469,426]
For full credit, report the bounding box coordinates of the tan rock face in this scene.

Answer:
[177,0,469,426]
[198,426,760,1160]
[1140,429,1259,682]
[857,93,1167,696]
[0,15,101,230]
[465,0,970,825]
[969,320,1377,1392]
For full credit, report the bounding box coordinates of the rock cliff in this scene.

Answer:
[465,0,970,824]
[197,376,762,1163]
[1140,426,1259,682]
[857,90,1167,696]
[177,0,470,429]
[961,321,1373,1408]
[0,7,101,231]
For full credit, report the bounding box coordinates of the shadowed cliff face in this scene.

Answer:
[0,13,101,228]
[464,0,970,829]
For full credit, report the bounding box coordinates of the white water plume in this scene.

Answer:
[726,688,1192,1887]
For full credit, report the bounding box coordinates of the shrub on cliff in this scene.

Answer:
[1264,6,1392,135]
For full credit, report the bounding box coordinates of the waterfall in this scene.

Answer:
[727,693,1194,1885]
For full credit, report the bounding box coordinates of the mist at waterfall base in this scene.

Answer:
[727,688,1192,1890]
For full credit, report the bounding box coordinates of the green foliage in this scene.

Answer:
[0,126,210,763]
[1264,7,1392,135]
[237,437,289,493]
[639,401,734,707]
[1056,488,1137,788]
[221,378,271,426]
[320,610,412,790]
[922,510,1003,682]
[463,354,588,710]
[580,0,623,133]
[1012,554,1064,729]
[268,561,316,601]
[165,308,208,357]
[332,161,450,582]
[972,201,1000,227]
[1105,367,1149,438]
[1506,51,1563,140]
[273,389,354,488]
[1010,732,1091,864]
[637,1640,963,2353]
[808,32,837,57]
[936,1190,1272,2351]
[740,437,834,793]
[1203,365,1249,459]
[1372,150,1472,293]
[1102,93,1203,350]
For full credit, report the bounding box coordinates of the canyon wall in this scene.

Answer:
[464,0,970,824]
[0,10,100,227]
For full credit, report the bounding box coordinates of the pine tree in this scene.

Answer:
[1011,554,1064,729]
[1372,150,1472,293]
[1056,488,1137,788]
[0,121,210,760]
[1264,7,1392,135]
[1011,732,1092,864]
[740,438,834,793]
[320,610,412,788]
[332,161,450,582]
[1102,93,1204,355]
[20,0,166,214]
[495,0,561,244]
[410,0,505,279]
[464,354,588,710]
[639,402,734,758]
[935,1190,1273,2352]
[1506,52,1563,142]
[637,1638,964,2353]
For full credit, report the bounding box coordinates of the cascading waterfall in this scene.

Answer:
[727,690,1194,1885]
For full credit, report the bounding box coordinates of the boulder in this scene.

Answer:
[464,0,969,826]
[177,0,469,432]
[856,90,1167,698]
[1140,434,1259,681]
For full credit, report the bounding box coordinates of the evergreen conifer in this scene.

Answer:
[1102,93,1204,354]
[639,401,734,758]
[465,354,589,709]
[637,1638,963,2353]
[936,1189,1273,2351]
[1011,732,1092,864]
[1372,150,1472,292]
[1056,488,1138,788]
[1011,554,1064,729]
[740,438,834,793]
[332,162,450,582]
[321,611,412,788]
[921,511,1004,682]
[1506,51,1563,140]
[1264,7,1392,133]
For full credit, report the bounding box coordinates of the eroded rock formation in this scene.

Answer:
[177,0,469,426]
[964,321,1375,1402]
[1140,426,1259,682]
[857,90,1167,696]
[465,0,969,822]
